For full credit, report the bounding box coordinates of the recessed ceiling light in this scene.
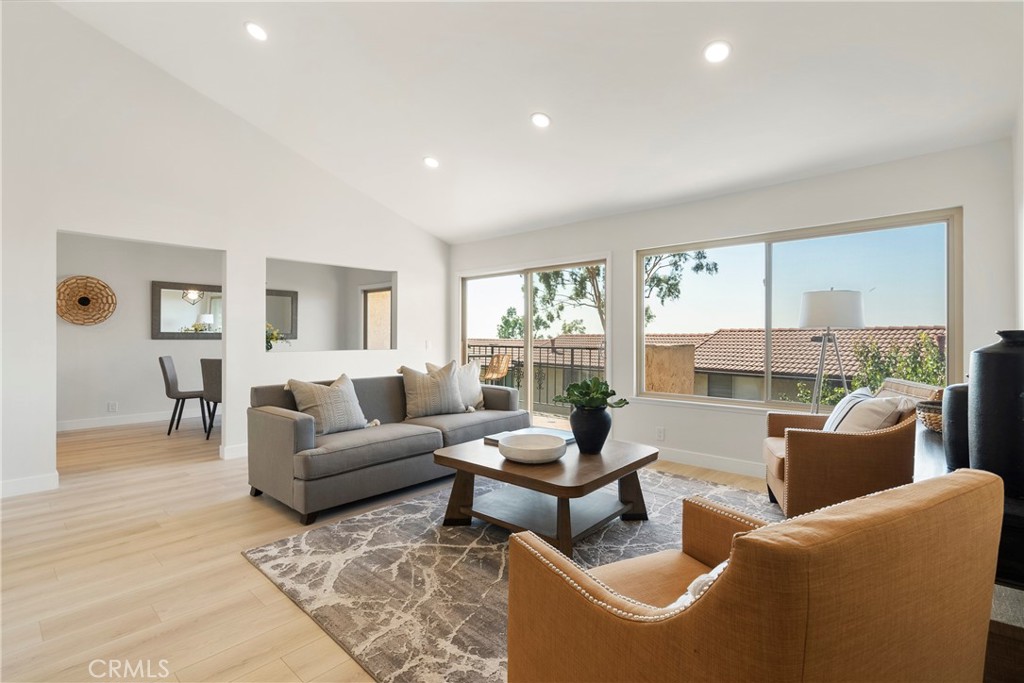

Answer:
[703,40,731,63]
[423,156,440,169]
[244,21,268,42]
[531,112,551,128]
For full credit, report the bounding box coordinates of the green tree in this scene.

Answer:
[642,251,718,325]
[532,253,718,334]
[794,333,946,406]
[495,306,555,339]
[496,306,523,339]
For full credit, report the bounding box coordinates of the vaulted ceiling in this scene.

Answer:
[58,1,1023,243]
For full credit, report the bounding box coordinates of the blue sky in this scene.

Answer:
[465,222,946,338]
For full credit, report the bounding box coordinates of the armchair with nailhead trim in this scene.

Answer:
[507,470,1002,683]
[763,378,942,517]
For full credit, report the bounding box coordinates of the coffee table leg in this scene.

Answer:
[618,471,649,521]
[443,471,474,526]
[555,497,573,556]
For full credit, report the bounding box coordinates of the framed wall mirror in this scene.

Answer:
[151,280,222,340]
[266,289,298,340]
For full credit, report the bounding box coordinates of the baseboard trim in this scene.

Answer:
[221,443,247,461]
[56,409,204,432]
[655,446,765,478]
[2,472,60,498]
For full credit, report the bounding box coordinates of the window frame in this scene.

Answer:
[635,207,963,408]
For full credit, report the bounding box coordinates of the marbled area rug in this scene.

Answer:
[243,469,785,683]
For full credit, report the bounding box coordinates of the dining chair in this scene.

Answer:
[200,358,222,440]
[158,356,206,436]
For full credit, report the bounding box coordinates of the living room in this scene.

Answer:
[3,1,1023,681]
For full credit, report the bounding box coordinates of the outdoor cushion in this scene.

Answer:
[293,422,442,480]
[762,437,786,480]
[406,409,531,446]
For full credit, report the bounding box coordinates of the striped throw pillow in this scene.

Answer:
[426,360,484,410]
[287,374,367,436]
[401,362,466,418]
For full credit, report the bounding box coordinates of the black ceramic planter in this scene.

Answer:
[569,406,612,454]
[968,330,1024,498]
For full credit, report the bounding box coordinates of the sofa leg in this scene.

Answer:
[250,487,262,497]
[767,484,778,505]
[299,512,318,525]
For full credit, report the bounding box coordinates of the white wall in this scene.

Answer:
[56,233,223,430]
[451,140,1019,476]
[1,2,449,496]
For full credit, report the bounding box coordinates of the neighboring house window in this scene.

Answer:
[638,209,960,406]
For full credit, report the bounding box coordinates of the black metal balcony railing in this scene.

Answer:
[467,342,606,415]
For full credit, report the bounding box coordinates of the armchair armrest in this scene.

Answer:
[508,532,672,682]
[766,411,829,437]
[246,406,316,505]
[481,385,519,411]
[782,416,916,516]
[682,497,766,567]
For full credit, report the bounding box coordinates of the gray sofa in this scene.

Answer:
[247,375,531,523]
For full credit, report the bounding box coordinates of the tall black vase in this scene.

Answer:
[569,406,612,454]
[942,383,970,472]
[968,330,1024,498]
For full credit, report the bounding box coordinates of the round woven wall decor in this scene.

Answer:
[56,275,117,325]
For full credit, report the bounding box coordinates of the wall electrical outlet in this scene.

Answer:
[107,401,118,413]
[655,426,665,442]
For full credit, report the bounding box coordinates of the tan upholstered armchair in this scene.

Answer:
[763,378,942,517]
[507,470,1003,683]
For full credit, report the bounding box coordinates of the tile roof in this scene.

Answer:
[467,326,945,378]
[687,326,945,377]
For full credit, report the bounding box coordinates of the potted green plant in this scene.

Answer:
[553,377,629,454]
[266,323,286,351]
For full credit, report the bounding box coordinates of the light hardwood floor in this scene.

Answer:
[1,419,763,682]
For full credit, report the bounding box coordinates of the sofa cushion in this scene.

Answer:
[427,360,484,410]
[287,375,366,436]
[406,409,531,446]
[400,362,465,418]
[763,436,786,480]
[588,549,711,608]
[293,422,442,480]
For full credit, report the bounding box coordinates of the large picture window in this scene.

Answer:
[637,209,960,407]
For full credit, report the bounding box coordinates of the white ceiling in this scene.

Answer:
[57,1,1023,244]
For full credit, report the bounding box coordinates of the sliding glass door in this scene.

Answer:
[463,261,608,427]
[464,273,526,409]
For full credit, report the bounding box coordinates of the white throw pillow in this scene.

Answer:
[823,387,913,433]
[286,374,367,436]
[427,360,484,410]
[400,362,466,419]
[665,560,729,611]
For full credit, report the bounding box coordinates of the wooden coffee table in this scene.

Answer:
[434,438,658,555]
